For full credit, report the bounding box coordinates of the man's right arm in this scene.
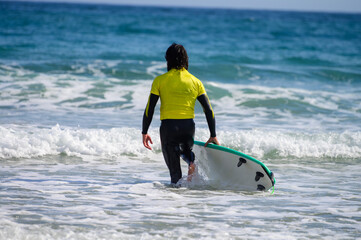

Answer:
[197,94,216,137]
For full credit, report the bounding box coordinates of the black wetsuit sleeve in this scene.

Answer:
[142,93,159,134]
[197,94,216,137]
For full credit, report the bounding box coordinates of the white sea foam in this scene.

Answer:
[1,124,360,160]
[0,124,158,159]
[1,62,361,132]
[211,82,359,114]
[146,61,167,77]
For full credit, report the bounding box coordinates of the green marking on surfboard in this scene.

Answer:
[194,140,276,185]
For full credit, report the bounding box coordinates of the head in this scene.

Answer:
[165,43,189,71]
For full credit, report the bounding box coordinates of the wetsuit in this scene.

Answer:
[142,68,216,184]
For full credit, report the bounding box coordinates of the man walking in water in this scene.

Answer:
[142,43,219,186]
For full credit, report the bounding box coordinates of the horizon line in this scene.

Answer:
[5,0,361,14]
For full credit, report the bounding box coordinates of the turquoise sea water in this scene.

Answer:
[1,2,361,239]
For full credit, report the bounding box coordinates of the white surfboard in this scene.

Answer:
[193,141,275,191]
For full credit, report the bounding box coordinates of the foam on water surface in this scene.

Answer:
[1,63,360,131]
[1,152,360,239]
[1,125,361,160]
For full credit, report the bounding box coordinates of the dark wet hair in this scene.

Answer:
[165,43,189,71]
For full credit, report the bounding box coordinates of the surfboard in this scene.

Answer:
[193,141,275,191]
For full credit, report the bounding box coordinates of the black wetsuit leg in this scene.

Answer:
[160,119,195,184]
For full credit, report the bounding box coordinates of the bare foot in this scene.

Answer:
[187,162,195,182]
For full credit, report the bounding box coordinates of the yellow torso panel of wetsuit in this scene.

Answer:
[150,68,206,120]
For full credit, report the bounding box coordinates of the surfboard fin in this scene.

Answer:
[255,172,264,181]
[257,185,265,191]
[237,158,247,167]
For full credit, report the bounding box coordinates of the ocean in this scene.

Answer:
[0,1,361,239]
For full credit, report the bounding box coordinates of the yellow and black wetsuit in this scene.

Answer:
[142,68,216,184]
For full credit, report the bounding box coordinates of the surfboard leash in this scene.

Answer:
[270,186,275,195]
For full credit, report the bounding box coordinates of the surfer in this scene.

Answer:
[142,43,219,186]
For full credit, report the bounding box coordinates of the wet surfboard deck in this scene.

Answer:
[193,140,275,191]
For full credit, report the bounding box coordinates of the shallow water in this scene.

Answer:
[1,155,360,239]
[1,126,360,239]
[1,2,361,239]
